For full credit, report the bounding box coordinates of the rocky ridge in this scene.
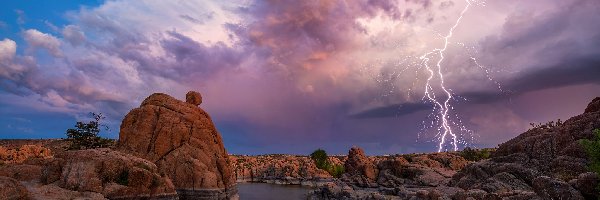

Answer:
[309,97,600,200]
[0,91,238,200]
[230,154,337,186]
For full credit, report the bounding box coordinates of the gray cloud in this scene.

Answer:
[62,25,86,46]
[1,0,599,154]
[23,29,63,57]
[354,0,600,118]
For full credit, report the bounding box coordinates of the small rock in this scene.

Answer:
[185,91,202,106]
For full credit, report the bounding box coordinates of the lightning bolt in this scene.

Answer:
[419,0,472,152]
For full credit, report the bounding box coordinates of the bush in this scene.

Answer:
[329,165,345,178]
[459,147,494,161]
[310,149,345,178]
[116,170,129,186]
[310,149,329,169]
[399,166,423,179]
[580,129,600,192]
[66,112,114,150]
[528,119,563,130]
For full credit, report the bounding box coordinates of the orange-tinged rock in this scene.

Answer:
[119,92,236,199]
[0,144,52,164]
[0,176,30,200]
[59,148,177,199]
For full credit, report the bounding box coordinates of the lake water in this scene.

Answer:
[237,182,312,200]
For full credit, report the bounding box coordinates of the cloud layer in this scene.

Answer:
[1,0,599,154]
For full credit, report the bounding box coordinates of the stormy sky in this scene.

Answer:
[0,0,599,155]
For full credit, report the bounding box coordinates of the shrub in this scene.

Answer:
[399,166,423,179]
[580,129,600,192]
[459,147,494,162]
[310,149,345,178]
[66,112,114,150]
[528,119,563,130]
[401,153,417,162]
[329,164,345,178]
[116,170,129,186]
[151,175,161,187]
[310,149,329,169]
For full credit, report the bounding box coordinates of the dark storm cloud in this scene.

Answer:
[161,31,244,79]
[353,0,600,118]
[354,57,600,118]
[179,12,214,25]
[351,102,430,118]
[2,0,599,154]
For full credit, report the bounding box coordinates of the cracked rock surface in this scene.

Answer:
[119,92,236,199]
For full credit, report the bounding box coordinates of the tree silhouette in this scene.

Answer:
[66,112,113,150]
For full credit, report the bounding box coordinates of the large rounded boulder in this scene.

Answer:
[119,92,236,199]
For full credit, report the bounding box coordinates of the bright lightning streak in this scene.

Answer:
[419,0,472,152]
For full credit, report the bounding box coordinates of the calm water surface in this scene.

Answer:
[237,182,312,200]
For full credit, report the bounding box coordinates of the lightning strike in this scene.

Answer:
[419,0,473,152]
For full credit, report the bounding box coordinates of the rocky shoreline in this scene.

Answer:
[1,94,599,200]
[307,97,600,200]
[230,154,339,187]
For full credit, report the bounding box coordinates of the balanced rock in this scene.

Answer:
[186,91,202,106]
[119,92,236,199]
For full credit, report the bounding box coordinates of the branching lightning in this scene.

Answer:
[419,0,472,152]
[361,0,497,152]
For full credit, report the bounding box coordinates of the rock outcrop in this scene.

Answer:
[0,176,30,200]
[230,155,333,186]
[0,144,52,164]
[58,148,177,199]
[119,92,236,199]
[310,150,470,199]
[450,96,600,199]
[311,97,600,199]
[342,147,379,187]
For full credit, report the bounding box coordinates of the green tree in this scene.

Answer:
[310,149,345,178]
[459,147,493,161]
[580,129,600,193]
[66,112,113,150]
[310,149,329,169]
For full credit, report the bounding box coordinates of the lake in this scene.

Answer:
[237,182,313,200]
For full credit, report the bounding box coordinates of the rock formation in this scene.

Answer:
[0,176,30,200]
[119,92,236,199]
[451,96,600,199]
[0,144,52,164]
[185,91,202,106]
[58,148,177,199]
[342,147,379,187]
[230,155,333,186]
[310,151,469,199]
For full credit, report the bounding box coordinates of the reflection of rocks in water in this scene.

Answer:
[237,182,312,200]
[230,154,336,187]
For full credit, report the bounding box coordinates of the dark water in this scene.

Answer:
[237,182,312,200]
